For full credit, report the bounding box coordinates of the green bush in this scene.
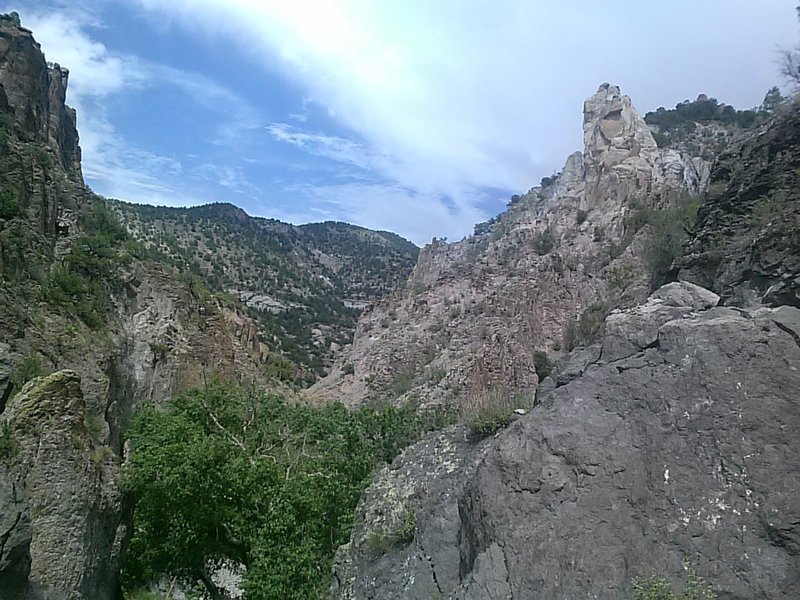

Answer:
[643,195,699,291]
[122,381,440,599]
[0,422,16,459]
[533,350,552,381]
[563,301,611,351]
[632,573,715,600]
[0,188,20,219]
[461,390,527,440]
[531,227,555,255]
[10,353,45,391]
[391,369,414,397]
[365,510,416,556]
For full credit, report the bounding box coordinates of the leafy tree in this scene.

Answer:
[123,382,443,599]
[761,86,787,112]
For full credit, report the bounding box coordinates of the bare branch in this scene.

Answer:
[201,399,256,467]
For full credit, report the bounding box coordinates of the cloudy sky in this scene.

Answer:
[5,1,797,244]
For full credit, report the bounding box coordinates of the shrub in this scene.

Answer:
[0,422,16,459]
[0,189,20,219]
[576,209,588,225]
[461,390,528,440]
[643,195,699,291]
[632,572,715,600]
[563,301,611,351]
[365,510,416,556]
[532,227,555,255]
[10,353,45,391]
[391,369,414,397]
[122,382,442,599]
[533,351,552,381]
[428,367,447,384]
[342,362,355,375]
[148,342,169,363]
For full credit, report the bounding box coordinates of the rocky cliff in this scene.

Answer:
[332,281,800,599]
[330,96,800,599]
[677,103,800,308]
[309,83,715,410]
[0,371,122,600]
[0,19,271,599]
[110,201,419,379]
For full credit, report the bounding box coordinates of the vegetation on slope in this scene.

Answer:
[110,201,418,380]
[644,89,785,147]
[122,381,449,599]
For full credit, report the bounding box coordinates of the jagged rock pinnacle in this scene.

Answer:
[582,83,657,171]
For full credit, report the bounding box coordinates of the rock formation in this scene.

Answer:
[0,20,271,597]
[677,104,800,307]
[309,84,714,410]
[0,371,123,600]
[332,282,800,598]
[331,96,800,599]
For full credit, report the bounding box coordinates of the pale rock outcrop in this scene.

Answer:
[122,263,269,410]
[0,371,123,600]
[309,84,717,409]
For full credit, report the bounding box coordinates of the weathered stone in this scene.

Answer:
[310,84,716,410]
[555,343,600,386]
[331,428,491,600]
[0,371,123,600]
[649,280,719,309]
[332,294,800,599]
[601,281,719,362]
[677,103,800,307]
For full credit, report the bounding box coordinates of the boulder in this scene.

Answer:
[332,289,800,599]
[0,371,124,600]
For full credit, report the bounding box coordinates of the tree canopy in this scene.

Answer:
[122,381,447,599]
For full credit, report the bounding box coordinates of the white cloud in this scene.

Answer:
[265,123,390,173]
[8,0,798,243]
[267,182,485,246]
[129,0,799,241]
[9,5,265,205]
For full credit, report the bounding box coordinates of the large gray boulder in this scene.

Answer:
[0,371,124,600]
[332,286,800,599]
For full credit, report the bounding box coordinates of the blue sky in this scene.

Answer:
[5,1,797,244]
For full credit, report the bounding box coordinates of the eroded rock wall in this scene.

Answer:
[677,103,800,307]
[310,84,714,409]
[332,282,800,599]
[0,371,123,600]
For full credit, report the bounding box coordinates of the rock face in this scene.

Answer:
[0,21,81,177]
[309,84,715,409]
[332,282,800,599]
[0,371,123,600]
[677,103,800,308]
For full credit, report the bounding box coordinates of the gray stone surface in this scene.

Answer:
[332,292,800,599]
[677,103,800,308]
[331,428,492,600]
[0,371,123,600]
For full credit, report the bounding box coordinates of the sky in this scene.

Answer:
[4,1,797,245]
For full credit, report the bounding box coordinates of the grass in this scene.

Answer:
[632,570,715,600]
[365,510,416,556]
[460,390,530,440]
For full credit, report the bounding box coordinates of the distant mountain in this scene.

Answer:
[109,200,419,379]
